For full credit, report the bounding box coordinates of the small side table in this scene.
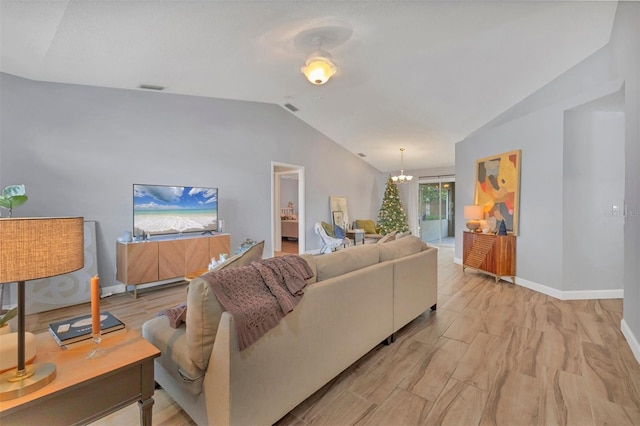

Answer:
[346,229,365,245]
[0,329,160,426]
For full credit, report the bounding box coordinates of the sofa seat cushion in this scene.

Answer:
[315,244,380,281]
[142,316,205,396]
[379,235,428,262]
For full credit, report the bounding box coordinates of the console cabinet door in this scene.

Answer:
[116,242,159,284]
[158,239,186,280]
[185,237,211,274]
[209,234,231,261]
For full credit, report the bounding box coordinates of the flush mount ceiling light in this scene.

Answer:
[391,148,413,184]
[301,50,337,85]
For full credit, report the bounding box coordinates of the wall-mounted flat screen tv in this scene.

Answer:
[133,184,218,236]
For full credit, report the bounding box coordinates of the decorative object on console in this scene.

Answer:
[391,148,413,183]
[474,149,521,235]
[464,205,484,232]
[498,219,508,236]
[209,241,264,272]
[0,217,84,401]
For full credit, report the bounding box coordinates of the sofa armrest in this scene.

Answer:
[392,247,438,332]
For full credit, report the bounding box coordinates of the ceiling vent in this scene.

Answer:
[284,103,299,112]
[138,84,165,91]
[358,153,367,157]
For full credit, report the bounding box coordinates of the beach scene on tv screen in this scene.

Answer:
[134,185,218,235]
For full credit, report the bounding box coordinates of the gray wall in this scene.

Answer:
[563,108,625,292]
[456,109,566,289]
[456,2,639,356]
[0,73,384,289]
[612,1,640,358]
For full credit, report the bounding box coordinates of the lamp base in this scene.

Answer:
[0,362,56,401]
[466,220,481,232]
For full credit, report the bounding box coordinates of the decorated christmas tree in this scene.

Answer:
[377,177,409,234]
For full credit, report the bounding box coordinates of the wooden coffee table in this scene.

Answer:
[0,329,160,425]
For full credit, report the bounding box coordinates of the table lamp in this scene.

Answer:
[464,205,484,232]
[0,217,84,401]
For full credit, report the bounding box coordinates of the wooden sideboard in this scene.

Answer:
[462,231,516,283]
[116,233,230,297]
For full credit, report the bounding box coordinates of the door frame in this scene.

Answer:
[271,162,305,256]
[417,177,456,246]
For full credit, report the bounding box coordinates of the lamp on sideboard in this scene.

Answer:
[0,217,84,401]
[463,205,484,232]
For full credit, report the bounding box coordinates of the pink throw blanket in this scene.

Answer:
[203,255,314,351]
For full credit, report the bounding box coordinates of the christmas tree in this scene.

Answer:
[377,177,409,234]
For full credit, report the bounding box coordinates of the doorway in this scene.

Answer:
[272,163,305,257]
[418,178,455,246]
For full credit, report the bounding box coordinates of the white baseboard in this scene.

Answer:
[621,319,640,365]
[453,258,623,301]
[101,278,184,298]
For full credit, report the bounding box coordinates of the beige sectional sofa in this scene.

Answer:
[142,235,437,425]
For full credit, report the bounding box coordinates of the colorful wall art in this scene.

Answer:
[474,150,521,235]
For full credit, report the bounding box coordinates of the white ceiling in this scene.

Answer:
[0,1,618,172]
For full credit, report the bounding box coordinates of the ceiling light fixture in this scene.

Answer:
[391,148,413,184]
[301,50,337,85]
[300,36,337,85]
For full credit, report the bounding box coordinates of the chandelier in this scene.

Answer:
[391,148,413,184]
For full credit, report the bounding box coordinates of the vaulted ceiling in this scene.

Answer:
[0,1,618,172]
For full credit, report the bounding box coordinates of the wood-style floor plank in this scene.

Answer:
[20,246,638,426]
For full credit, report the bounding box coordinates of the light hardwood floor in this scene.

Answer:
[24,247,640,425]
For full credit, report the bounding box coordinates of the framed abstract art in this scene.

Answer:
[474,150,522,235]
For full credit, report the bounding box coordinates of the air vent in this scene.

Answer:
[138,84,165,91]
[284,103,299,112]
[358,153,367,157]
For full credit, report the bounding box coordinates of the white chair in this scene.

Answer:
[314,223,350,254]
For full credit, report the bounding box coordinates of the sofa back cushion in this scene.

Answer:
[315,244,380,281]
[210,240,264,271]
[186,253,316,370]
[379,235,427,262]
[377,230,398,244]
[186,276,223,370]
